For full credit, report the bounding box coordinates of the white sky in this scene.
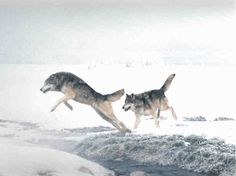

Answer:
[0,0,235,64]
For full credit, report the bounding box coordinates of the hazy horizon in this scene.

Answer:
[0,0,235,65]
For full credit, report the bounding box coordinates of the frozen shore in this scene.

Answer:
[74,132,235,176]
[1,119,235,176]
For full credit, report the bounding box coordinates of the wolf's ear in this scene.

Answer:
[50,74,56,79]
[126,93,129,97]
[131,93,135,99]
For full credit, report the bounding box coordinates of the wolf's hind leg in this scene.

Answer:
[153,109,160,128]
[94,107,125,132]
[94,101,131,133]
[112,117,131,133]
[105,117,123,131]
[169,106,177,120]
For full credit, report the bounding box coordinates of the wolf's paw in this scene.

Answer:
[124,128,132,133]
[50,108,56,112]
[119,127,132,134]
[155,123,160,128]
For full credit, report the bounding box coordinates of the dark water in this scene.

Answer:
[74,131,235,176]
[95,159,206,176]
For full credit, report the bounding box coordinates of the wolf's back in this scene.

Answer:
[160,74,176,92]
[106,89,125,102]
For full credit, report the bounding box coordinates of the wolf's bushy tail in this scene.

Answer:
[106,89,125,102]
[160,74,176,92]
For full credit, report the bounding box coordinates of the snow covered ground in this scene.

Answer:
[0,64,235,176]
[0,118,235,176]
[0,139,114,176]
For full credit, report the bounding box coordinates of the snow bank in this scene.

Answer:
[183,116,207,121]
[74,133,236,176]
[213,117,235,121]
[183,116,235,122]
[0,118,235,175]
[0,142,114,176]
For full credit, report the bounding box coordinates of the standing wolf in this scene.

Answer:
[40,72,131,133]
[122,74,177,129]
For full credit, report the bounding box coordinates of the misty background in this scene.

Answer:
[0,0,236,126]
[0,0,235,65]
[0,2,235,176]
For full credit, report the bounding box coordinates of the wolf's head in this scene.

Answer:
[40,73,61,93]
[122,93,136,111]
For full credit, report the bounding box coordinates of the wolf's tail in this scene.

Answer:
[106,89,125,102]
[160,74,176,92]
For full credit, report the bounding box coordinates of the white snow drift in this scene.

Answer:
[0,140,114,176]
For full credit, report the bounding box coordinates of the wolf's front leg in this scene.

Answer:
[51,94,75,112]
[169,106,177,120]
[50,99,63,112]
[64,101,73,111]
[153,109,160,128]
[134,114,141,129]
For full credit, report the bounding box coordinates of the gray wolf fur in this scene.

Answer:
[40,72,131,133]
[122,74,177,129]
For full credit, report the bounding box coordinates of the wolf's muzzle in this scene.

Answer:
[40,86,50,93]
[40,87,47,93]
[122,105,131,111]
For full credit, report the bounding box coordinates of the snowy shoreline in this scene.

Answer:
[74,132,235,176]
[0,119,235,176]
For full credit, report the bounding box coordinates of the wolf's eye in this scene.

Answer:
[47,76,56,84]
[49,78,54,83]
